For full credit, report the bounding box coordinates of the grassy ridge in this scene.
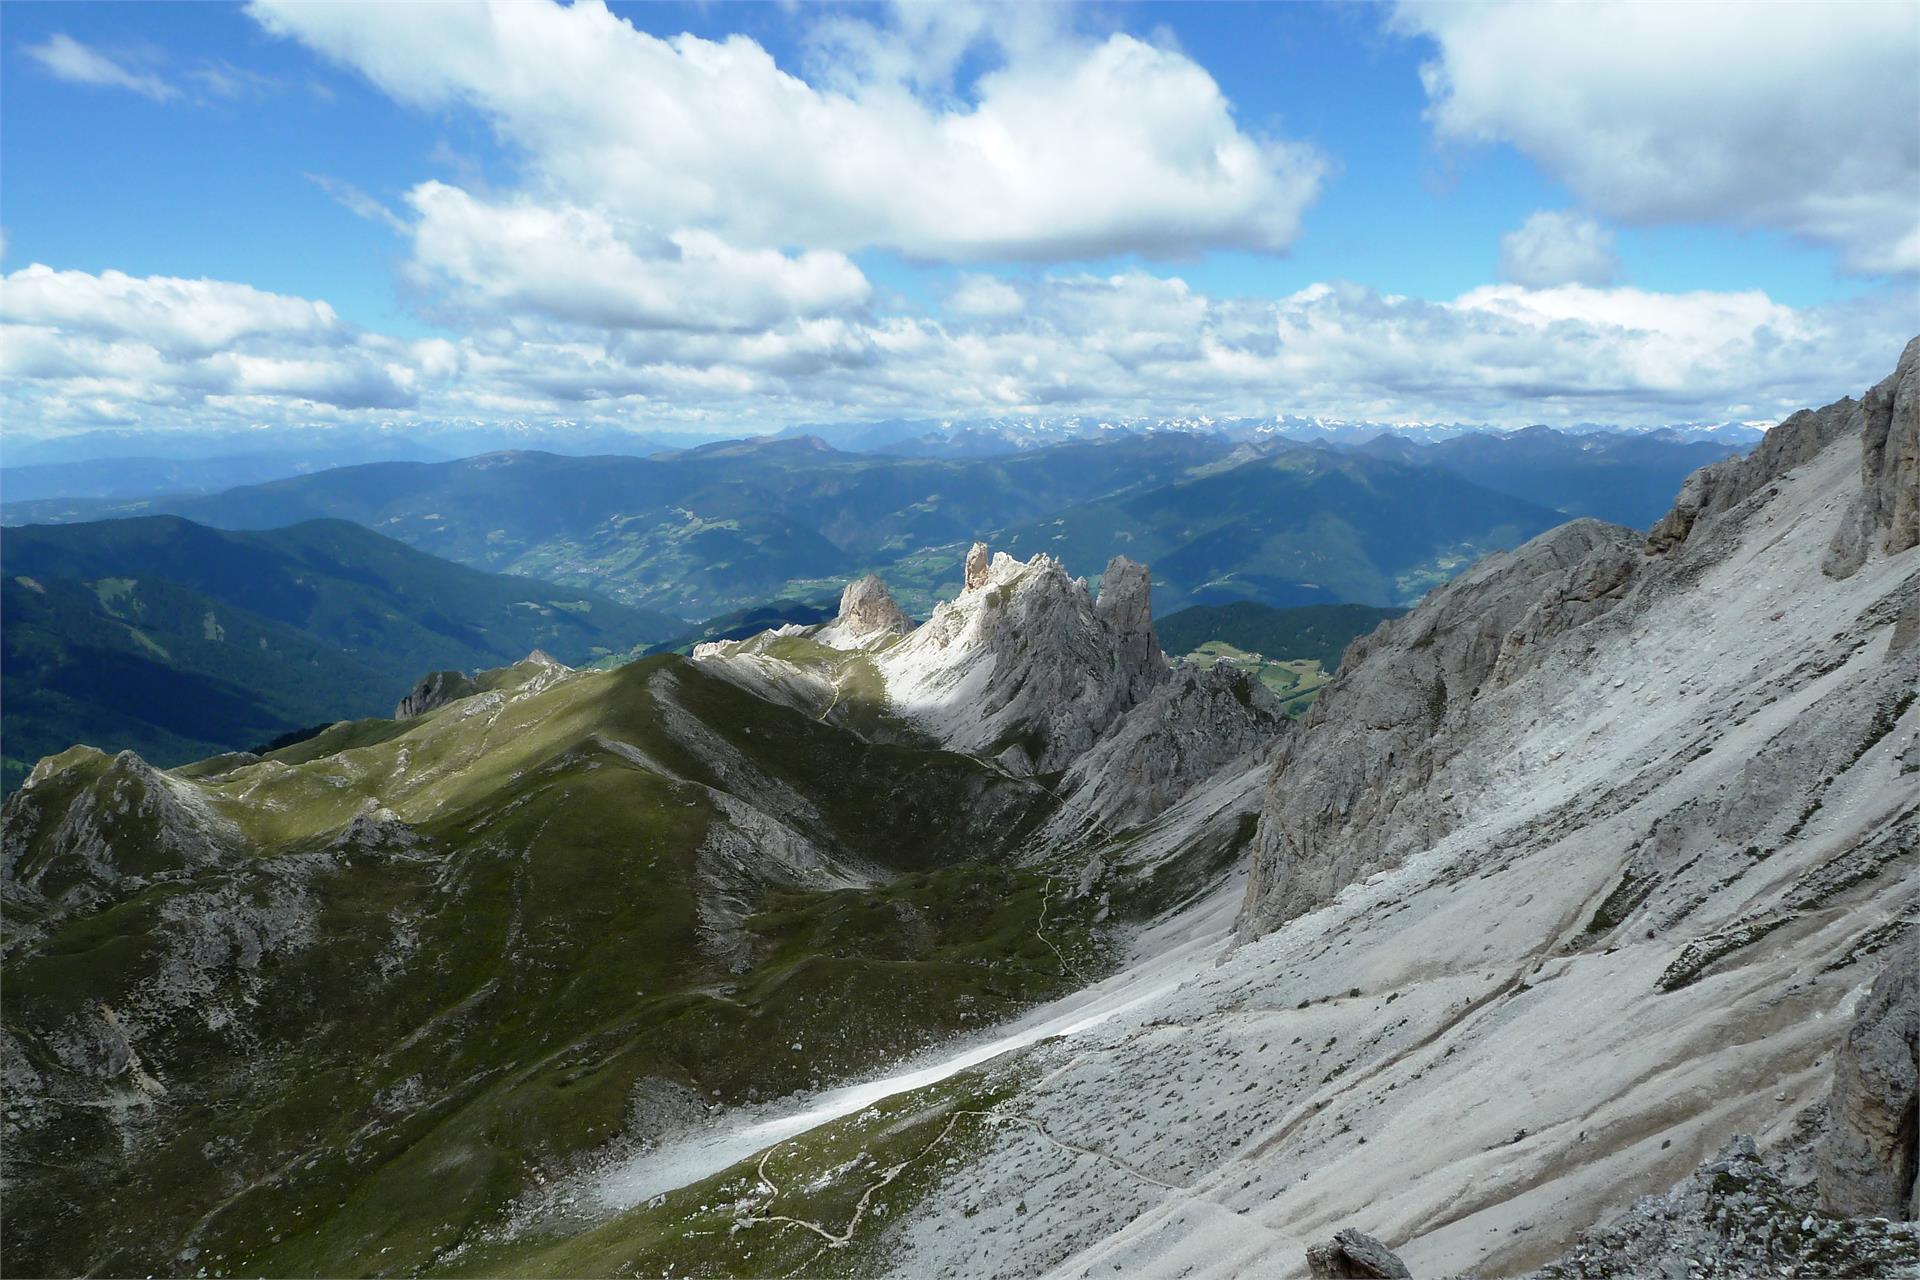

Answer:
[0,656,1103,1278]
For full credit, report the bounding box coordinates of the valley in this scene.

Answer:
[7,4,1916,1277]
[2,341,1916,1278]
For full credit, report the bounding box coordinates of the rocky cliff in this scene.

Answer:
[813,574,913,649]
[871,342,1918,1280]
[1240,342,1920,937]
[871,549,1170,774]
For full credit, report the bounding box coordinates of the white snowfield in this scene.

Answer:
[653,410,1919,1278]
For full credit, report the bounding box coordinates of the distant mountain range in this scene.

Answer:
[1,429,1738,621]
[782,413,1769,457]
[1,516,676,793]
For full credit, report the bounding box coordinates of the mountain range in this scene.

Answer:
[3,339,1915,1278]
[1,516,677,794]
[2,427,1738,624]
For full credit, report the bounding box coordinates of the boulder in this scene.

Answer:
[1305,1229,1412,1279]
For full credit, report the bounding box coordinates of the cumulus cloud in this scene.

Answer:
[1499,211,1619,288]
[247,0,1325,263]
[947,275,1026,320]
[0,265,422,421]
[405,183,871,332]
[5,261,1908,437]
[25,33,177,101]
[1395,0,1920,274]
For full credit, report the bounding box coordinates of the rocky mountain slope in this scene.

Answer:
[858,339,1919,1277]
[0,344,1910,1279]
[459,341,1915,1279]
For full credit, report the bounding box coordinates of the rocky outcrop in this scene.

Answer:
[1040,662,1283,844]
[873,548,1174,774]
[1241,342,1920,938]
[1648,391,1862,557]
[1095,555,1164,688]
[394,669,479,720]
[815,573,913,649]
[1238,518,1642,931]
[964,541,991,591]
[1305,1230,1411,1279]
[1,748,244,915]
[1828,336,1920,578]
[1526,1136,1920,1279]
[1819,945,1920,1219]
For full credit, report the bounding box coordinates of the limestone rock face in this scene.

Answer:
[1828,335,1920,578]
[1819,945,1920,1219]
[874,550,1174,774]
[1305,1230,1411,1279]
[1040,662,1284,843]
[1240,346,1920,939]
[1239,518,1642,931]
[1095,555,1166,693]
[964,541,991,591]
[1647,389,1861,557]
[815,574,913,649]
[394,670,479,720]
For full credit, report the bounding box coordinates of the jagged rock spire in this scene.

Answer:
[964,541,991,591]
[1095,555,1165,685]
[816,573,912,648]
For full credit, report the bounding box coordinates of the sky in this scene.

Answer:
[1,0,1917,441]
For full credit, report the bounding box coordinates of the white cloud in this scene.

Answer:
[247,0,1325,263]
[5,261,1907,438]
[1498,210,1619,288]
[405,183,871,332]
[0,265,421,419]
[948,275,1025,320]
[25,34,178,101]
[305,173,409,233]
[1395,0,1920,274]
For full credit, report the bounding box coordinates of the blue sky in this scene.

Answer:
[2,0,1915,437]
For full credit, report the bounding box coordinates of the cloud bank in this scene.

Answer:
[1397,0,1920,274]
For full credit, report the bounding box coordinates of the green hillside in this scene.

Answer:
[1156,601,1407,670]
[0,653,1118,1277]
[1000,448,1561,610]
[1,516,676,792]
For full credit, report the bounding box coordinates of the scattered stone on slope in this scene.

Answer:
[1524,1135,1920,1279]
[394,669,479,719]
[1828,335,1920,579]
[1818,944,1920,1220]
[1305,1228,1412,1279]
[816,573,914,649]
